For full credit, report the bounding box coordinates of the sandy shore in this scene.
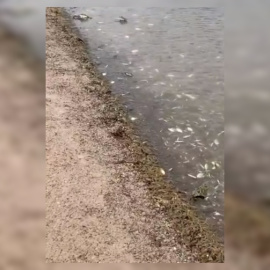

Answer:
[46,8,223,263]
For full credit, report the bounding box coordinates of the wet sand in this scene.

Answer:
[46,8,223,263]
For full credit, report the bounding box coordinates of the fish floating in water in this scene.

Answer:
[73,14,92,21]
[115,16,128,24]
[124,72,133,77]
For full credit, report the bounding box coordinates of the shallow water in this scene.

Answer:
[67,7,224,236]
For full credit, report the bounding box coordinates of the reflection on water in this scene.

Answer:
[67,7,224,236]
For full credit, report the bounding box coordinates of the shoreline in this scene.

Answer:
[46,7,224,263]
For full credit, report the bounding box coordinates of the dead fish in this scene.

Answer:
[115,16,128,24]
[183,93,196,100]
[196,172,204,179]
[73,14,92,21]
[124,72,133,77]
[131,49,139,54]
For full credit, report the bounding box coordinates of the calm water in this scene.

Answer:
[67,7,224,235]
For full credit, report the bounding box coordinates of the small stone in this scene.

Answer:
[116,16,128,24]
